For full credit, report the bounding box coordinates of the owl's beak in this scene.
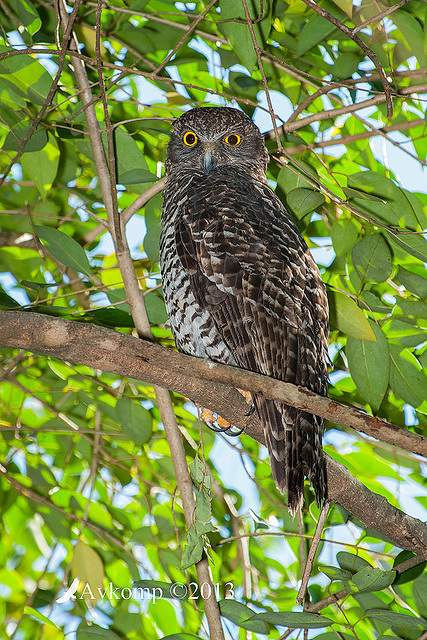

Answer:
[201,147,217,175]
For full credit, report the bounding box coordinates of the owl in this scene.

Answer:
[159,106,329,514]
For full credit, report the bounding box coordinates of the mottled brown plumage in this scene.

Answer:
[160,106,329,513]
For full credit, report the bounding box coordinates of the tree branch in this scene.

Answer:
[280,118,427,155]
[2,46,426,135]
[299,0,393,117]
[0,0,81,188]
[1,310,426,559]
[351,0,412,35]
[58,2,224,634]
[241,0,283,152]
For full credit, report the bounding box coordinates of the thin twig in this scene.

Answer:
[297,501,330,604]
[299,0,393,118]
[153,0,218,75]
[0,0,81,187]
[240,0,283,151]
[280,118,427,155]
[2,47,427,132]
[351,0,412,34]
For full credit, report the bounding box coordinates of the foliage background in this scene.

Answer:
[1,0,427,638]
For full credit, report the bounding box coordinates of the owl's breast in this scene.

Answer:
[160,178,236,365]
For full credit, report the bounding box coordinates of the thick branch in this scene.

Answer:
[1,310,427,558]
[1,311,423,456]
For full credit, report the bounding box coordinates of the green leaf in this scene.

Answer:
[347,567,396,593]
[286,188,325,218]
[348,171,406,205]
[337,552,371,573]
[219,600,270,633]
[21,134,60,196]
[348,172,419,228]
[389,344,427,407]
[397,266,427,299]
[3,122,48,152]
[71,541,105,602]
[297,0,342,56]
[277,161,317,194]
[351,234,392,283]
[388,230,427,263]
[194,521,216,536]
[346,320,389,410]
[195,486,211,523]
[20,280,48,291]
[393,9,425,66]
[189,456,205,484]
[331,52,360,79]
[393,551,426,586]
[115,397,152,446]
[0,288,20,309]
[0,55,53,105]
[249,509,270,530]
[84,308,134,328]
[329,291,376,340]
[413,573,427,618]
[366,609,427,630]
[24,606,61,628]
[34,226,92,277]
[181,523,204,570]
[398,298,427,319]
[143,224,161,265]
[145,291,168,325]
[330,218,359,257]
[77,624,122,640]
[329,0,353,15]
[219,0,270,71]
[119,169,158,184]
[9,0,41,35]
[114,129,153,186]
[319,565,353,581]
[250,611,333,628]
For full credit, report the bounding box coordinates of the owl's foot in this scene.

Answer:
[200,408,244,436]
[237,389,255,416]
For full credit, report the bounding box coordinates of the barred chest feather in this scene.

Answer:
[159,174,236,366]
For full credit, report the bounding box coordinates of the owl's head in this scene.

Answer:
[166,107,269,179]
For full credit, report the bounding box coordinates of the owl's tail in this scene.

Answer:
[254,395,327,515]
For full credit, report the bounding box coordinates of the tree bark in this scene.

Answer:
[1,310,427,559]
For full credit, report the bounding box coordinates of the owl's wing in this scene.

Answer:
[175,174,328,513]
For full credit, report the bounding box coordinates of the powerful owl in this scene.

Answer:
[160,106,329,514]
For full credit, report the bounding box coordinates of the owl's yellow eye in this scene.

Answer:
[183,131,198,146]
[224,134,241,146]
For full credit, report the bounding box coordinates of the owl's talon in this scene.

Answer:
[238,388,253,405]
[200,408,215,424]
[200,408,244,435]
[245,403,255,417]
[217,415,231,429]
